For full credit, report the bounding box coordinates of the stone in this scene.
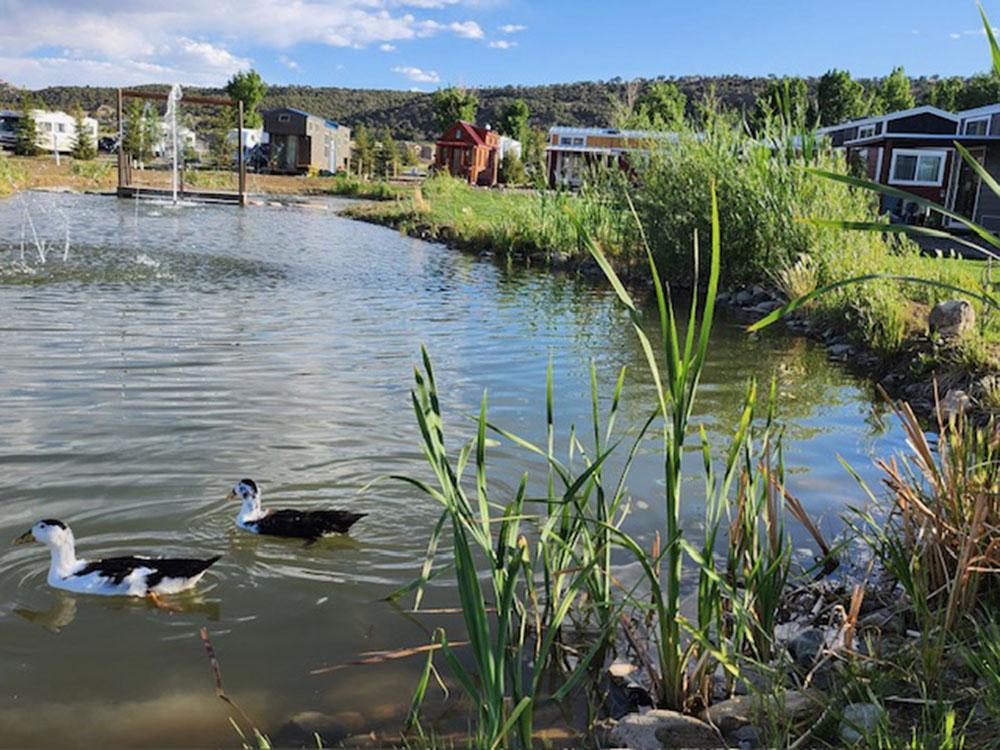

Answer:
[942,389,972,419]
[860,608,904,635]
[610,710,723,750]
[700,695,754,735]
[827,343,853,359]
[751,300,781,315]
[609,660,637,679]
[773,689,826,726]
[929,299,975,339]
[787,627,826,669]
[727,724,762,749]
[839,702,884,744]
[734,289,754,306]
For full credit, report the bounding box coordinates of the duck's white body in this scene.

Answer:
[16,520,219,598]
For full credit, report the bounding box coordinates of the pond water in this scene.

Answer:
[0,192,907,747]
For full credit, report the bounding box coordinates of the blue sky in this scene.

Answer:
[0,0,997,89]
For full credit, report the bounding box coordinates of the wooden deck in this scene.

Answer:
[116,186,247,205]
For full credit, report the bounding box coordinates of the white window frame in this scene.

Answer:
[964,116,990,136]
[857,124,876,139]
[277,114,291,123]
[888,148,948,187]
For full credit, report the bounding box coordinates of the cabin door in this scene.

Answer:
[948,147,984,226]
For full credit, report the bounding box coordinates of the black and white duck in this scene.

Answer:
[12,519,220,605]
[226,479,366,541]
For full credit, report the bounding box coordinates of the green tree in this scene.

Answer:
[877,66,915,113]
[752,77,813,130]
[431,87,478,133]
[123,99,160,162]
[521,127,548,185]
[375,126,398,178]
[634,80,687,130]
[224,69,267,128]
[206,108,232,168]
[816,69,867,125]
[498,151,527,185]
[956,72,1000,110]
[926,76,964,111]
[498,98,529,140]
[14,93,39,156]
[70,105,96,160]
[352,123,375,177]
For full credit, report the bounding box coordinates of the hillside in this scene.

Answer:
[1,76,942,140]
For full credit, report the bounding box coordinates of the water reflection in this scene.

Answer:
[0,192,908,747]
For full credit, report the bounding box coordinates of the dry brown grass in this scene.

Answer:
[2,154,390,196]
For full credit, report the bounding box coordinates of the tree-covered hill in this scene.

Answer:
[0,75,946,140]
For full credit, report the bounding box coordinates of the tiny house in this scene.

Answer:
[262,108,350,174]
[545,126,665,188]
[818,105,1000,231]
[434,121,501,186]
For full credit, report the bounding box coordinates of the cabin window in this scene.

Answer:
[57,123,66,133]
[277,114,290,123]
[889,149,946,186]
[964,117,989,136]
[40,122,52,132]
[857,125,876,139]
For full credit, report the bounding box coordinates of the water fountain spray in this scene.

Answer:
[164,84,184,204]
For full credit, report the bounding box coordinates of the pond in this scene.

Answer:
[0,192,907,747]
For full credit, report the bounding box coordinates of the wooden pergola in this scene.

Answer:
[116,88,247,206]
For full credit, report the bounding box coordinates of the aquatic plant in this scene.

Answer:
[398,349,604,748]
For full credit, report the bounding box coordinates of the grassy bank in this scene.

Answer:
[0,154,403,200]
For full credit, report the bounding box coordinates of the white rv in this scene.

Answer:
[33,109,99,153]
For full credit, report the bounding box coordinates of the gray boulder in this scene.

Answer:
[929,299,975,339]
[610,710,723,749]
[839,702,884,744]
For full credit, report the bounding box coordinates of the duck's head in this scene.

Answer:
[227,478,262,519]
[12,519,73,549]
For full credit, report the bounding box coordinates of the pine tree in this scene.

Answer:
[14,94,39,156]
[375,127,398,178]
[352,124,375,178]
[70,105,96,160]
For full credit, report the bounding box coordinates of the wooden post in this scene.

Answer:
[237,101,246,206]
[116,88,124,194]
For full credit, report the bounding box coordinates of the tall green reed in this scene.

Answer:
[398,349,608,748]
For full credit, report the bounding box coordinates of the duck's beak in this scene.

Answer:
[225,490,239,502]
[12,531,34,546]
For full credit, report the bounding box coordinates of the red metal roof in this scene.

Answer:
[436,120,494,149]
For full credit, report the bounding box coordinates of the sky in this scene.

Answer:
[0,0,998,91]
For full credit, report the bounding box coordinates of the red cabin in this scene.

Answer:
[434,121,500,186]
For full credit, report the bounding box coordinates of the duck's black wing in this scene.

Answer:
[73,555,221,586]
[253,509,366,539]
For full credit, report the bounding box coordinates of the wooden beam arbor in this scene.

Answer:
[116,88,247,206]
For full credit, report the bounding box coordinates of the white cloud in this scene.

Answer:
[278,55,300,70]
[392,65,440,83]
[0,0,489,86]
[499,24,526,34]
[488,40,516,49]
[949,32,963,39]
[380,43,397,52]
